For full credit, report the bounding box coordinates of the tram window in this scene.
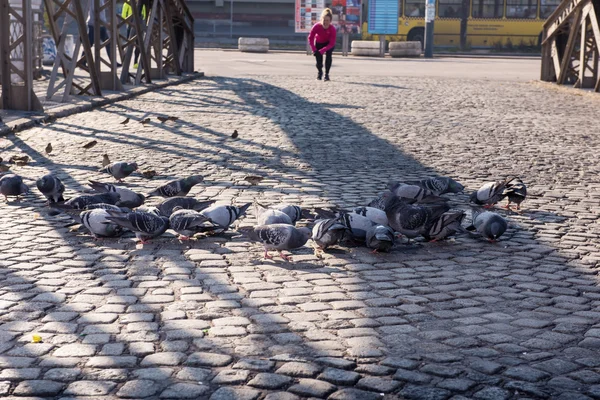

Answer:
[506,0,537,18]
[472,0,503,18]
[439,0,463,17]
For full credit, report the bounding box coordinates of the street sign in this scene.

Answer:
[367,0,399,34]
[295,0,326,33]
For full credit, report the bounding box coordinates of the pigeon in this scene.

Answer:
[45,143,53,155]
[470,179,509,208]
[503,176,527,210]
[232,130,238,139]
[0,174,29,201]
[102,154,111,167]
[88,180,145,208]
[312,218,347,250]
[99,162,138,182]
[141,170,157,179]
[140,118,151,125]
[0,164,11,172]
[254,202,293,225]
[57,192,121,210]
[36,174,65,204]
[83,140,98,149]
[80,209,124,239]
[366,225,395,253]
[157,116,169,123]
[339,212,376,240]
[239,224,311,261]
[9,155,29,165]
[199,203,251,229]
[466,209,508,242]
[367,191,393,210]
[146,175,204,197]
[157,197,215,217]
[104,210,169,244]
[167,116,179,121]
[352,206,388,225]
[384,194,450,238]
[136,205,161,216]
[407,176,465,195]
[86,203,130,212]
[169,208,218,240]
[272,204,308,224]
[120,117,130,125]
[244,175,264,185]
[423,210,467,242]
[388,181,449,203]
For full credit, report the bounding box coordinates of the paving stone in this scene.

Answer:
[328,388,383,400]
[288,378,337,398]
[209,387,261,400]
[53,344,96,357]
[86,356,137,368]
[232,358,275,372]
[0,368,41,380]
[393,368,432,384]
[43,368,82,381]
[13,380,64,396]
[437,378,476,392]
[263,393,300,400]
[175,367,212,382]
[63,380,117,396]
[133,368,174,380]
[186,352,232,367]
[212,369,250,385]
[247,373,293,389]
[140,352,186,366]
[400,384,452,400]
[317,368,361,385]
[473,387,511,400]
[160,383,211,399]
[276,361,322,377]
[504,366,551,382]
[116,379,159,398]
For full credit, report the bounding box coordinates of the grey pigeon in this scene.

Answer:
[147,175,204,198]
[366,225,395,253]
[312,218,347,250]
[157,197,215,217]
[88,180,145,208]
[104,210,169,244]
[407,176,465,195]
[388,181,448,203]
[466,210,508,242]
[423,210,467,241]
[86,203,130,212]
[80,209,124,239]
[0,174,28,201]
[272,204,308,224]
[240,224,311,261]
[136,205,161,216]
[254,202,293,225]
[99,161,138,182]
[199,203,251,230]
[169,209,218,240]
[469,178,509,208]
[339,212,376,240]
[352,206,388,225]
[384,194,450,238]
[36,174,65,203]
[503,176,527,210]
[367,191,394,210]
[58,192,121,210]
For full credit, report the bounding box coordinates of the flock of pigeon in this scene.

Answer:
[0,159,527,261]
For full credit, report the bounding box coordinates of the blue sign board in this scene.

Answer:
[367,0,399,34]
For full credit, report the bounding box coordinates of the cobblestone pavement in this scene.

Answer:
[1,56,600,400]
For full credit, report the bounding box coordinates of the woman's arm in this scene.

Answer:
[308,24,319,53]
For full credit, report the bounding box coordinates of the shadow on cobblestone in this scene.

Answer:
[1,74,600,399]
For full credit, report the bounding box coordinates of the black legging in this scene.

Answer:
[315,42,334,75]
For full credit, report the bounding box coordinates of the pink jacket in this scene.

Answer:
[308,23,337,53]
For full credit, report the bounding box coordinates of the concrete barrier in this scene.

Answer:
[351,40,382,57]
[389,41,422,57]
[238,37,269,53]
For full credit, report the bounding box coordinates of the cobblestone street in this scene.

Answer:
[1,51,600,399]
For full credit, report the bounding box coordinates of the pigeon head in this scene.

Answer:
[486,220,507,241]
[447,179,465,193]
[36,175,51,191]
[236,203,252,218]
[469,191,480,204]
[106,192,121,203]
[123,163,138,173]
[298,227,312,244]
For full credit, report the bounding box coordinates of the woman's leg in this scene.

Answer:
[325,49,333,76]
[314,52,323,78]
